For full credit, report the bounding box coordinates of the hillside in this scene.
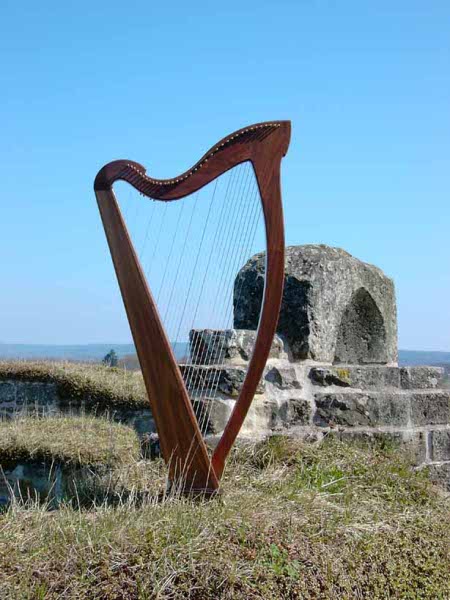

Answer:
[399,351,450,385]
[0,342,188,363]
[1,344,449,367]
[0,343,136,362]
[399,349,450,367]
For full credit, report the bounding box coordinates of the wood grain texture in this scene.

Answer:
[94,120,291,492]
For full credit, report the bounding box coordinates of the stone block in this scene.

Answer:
[426,463,450,492]
[188,329,286,365]
[430,430,450,462]
[265,366,301,390]
[272,398,311,428]
[400,366,444,390]
[314,391,410,428]
[112,408,155,438]
[191,396,234,435]
[325,366,401,390]
[234,245,397,364]
[309,367,351,387]
[410,392,450,426]
[0,382,15,404]
[283,398,311,426]
[402,430,428,464]
[0,461,113,507]
[14,382,60,410]
[15,382,42,405]
[181,365,265,396]
[308,364,444,393]
[240,398,276,436]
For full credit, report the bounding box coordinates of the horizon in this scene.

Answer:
[1,341,450,354]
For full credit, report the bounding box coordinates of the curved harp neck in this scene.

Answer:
[94,121,291,200]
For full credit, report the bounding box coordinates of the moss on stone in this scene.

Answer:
[0,360,148,409]
[0,416,140,467]
[335,367,351,383]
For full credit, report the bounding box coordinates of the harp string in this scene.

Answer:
[165,186,211,351]
[139,200,156,258]
[181,167,238,401]
[165,185,211,360]
[197,185,259,432]
[181,163,247,379]
[196,165,262,434]
[145,202,169,282]
[162,190,200,333]
[179,177,222,371]
[183,163,249,385]
[191,163,258,432]
[203,183,262,434]
[130,187,142,236]
[122,186,135,235]
[116,161,264,440]
[172,178,218,348]
[156,200,185,305]
[184,163,252,400]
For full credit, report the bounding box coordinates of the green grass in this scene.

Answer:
[0,360,148,409]
[0,415,140,467]
[0,435,449,598]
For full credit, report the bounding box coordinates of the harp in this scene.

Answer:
[94,120,290,494]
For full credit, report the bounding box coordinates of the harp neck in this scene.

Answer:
[94,121,291,200]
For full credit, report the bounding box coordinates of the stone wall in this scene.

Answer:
[184,332,450,490]
[0,461,100,507]
[0,380,154,438]
[188,244,449,490]
[2,347,448,490]
[1,363,449,491]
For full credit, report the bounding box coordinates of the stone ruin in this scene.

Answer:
[189,245,450,490]
[0,244,449,492]
[234,245,397,365]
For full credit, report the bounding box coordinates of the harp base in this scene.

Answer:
[164,480,221,500]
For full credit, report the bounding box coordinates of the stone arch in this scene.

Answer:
[334,288,387,364]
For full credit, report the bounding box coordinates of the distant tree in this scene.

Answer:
[102,349,118,367]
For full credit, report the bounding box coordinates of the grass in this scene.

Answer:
[0,360,148,409]
[0,435,449,598]
[0,415,140,468]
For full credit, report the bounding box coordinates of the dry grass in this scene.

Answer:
[0,360,148,409]
[0,435,449,598]
[0,415,141,467]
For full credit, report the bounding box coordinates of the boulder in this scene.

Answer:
[234,244,398,364]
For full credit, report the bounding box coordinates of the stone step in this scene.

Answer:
[187,329,287,365]
[179,364,265,396]
[314,389,450,428]
[179,362,305,395]
[427,463,450,492]
[309,365,445,390]
[177,363,447,399]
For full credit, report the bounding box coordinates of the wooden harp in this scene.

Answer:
[94,121,290,494]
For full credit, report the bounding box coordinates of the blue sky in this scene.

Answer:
[0,0,449,350]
